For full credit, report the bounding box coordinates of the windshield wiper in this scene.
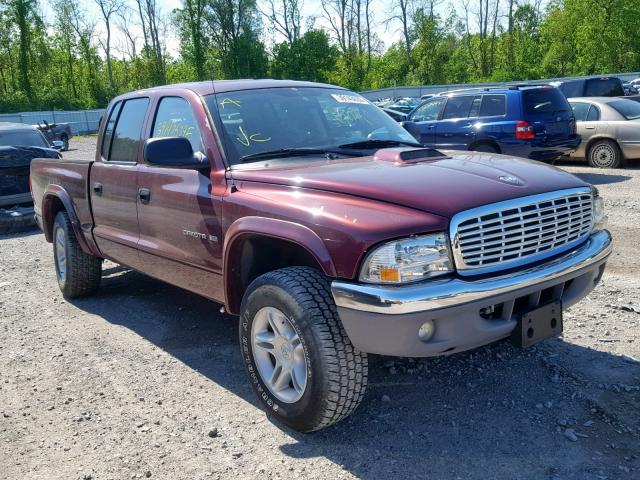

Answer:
[338,139,423,149]
[239,147,357,163]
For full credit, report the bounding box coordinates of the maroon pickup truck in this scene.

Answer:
[30,80,612,432]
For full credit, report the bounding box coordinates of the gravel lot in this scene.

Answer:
[1,137,639,479]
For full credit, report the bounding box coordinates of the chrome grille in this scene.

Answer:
[450,188,593,275]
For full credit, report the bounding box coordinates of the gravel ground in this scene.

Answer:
[1,137,639,480]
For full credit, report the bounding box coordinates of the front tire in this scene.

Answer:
[53,211,102,298]
[239,267,368,432]
[588,139,622,168]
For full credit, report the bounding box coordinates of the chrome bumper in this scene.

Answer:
[332,230,612,315]
[331,230,612,357]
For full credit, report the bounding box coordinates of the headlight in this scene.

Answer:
[359,233,453,284]
[592,188,607,232]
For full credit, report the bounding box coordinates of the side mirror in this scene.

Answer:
[51,140,64,150]
[143,137,209,169]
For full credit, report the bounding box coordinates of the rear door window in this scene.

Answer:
[570,102,590,121]
[441,95,478,120]
[585,78,624,97]
[479,95,506,117]
[101,101,122,159]
[523,88,570,115]
[586,105,600,121]
[108,98,150,163]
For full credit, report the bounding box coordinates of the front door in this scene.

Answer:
[90,97,150,269]
[407,97,446,146]
[136,95,225,302]
[434,95,480,150]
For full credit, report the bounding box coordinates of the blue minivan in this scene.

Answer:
[401,85,581,161]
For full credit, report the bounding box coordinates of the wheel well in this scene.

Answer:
[43,195,65,242]
[225,235,324,315]
[469,140,501,153]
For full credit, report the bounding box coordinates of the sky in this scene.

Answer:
[38,0,439,58]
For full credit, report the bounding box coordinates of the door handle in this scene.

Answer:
[426,125,435,130]
[93,182,103,195]
[138,188,151,204]
[585,126,596,130]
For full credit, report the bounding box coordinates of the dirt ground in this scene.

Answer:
[1,137,638,480]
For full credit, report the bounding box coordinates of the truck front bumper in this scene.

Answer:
[331,230,612,357]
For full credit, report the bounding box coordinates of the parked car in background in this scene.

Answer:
[0,123,61,234]
[30,79,611,432]
[568,97,640,168]
[401,85,580,160]
[622,82,639,96]
[551,77,625,98]
[381,107,407,122]
[35,120,72,151]
[386,97,421,113]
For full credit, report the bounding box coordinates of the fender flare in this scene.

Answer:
[41,185,93,254]
[223,216,337,310]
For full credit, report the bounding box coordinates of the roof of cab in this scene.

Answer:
[112,79,346,102]
[0,122,38,131]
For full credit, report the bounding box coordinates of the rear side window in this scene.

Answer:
[559,81,583,98]
[608,99,640,120]
[152,97,203,153]
[442,96,478,120]
[586,105,600,121]
[101,101,122,159]
[585,78,624,97]
[523,88,570,114]
[570,102,590,121]
[479,95,506,117]
[108,98,150,163]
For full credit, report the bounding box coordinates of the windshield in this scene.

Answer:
[204,87,417,165]
[608,99,640,120]
[0,129,49,148]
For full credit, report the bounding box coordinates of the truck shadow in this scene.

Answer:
[70,266,640,480]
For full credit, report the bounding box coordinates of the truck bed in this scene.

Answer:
[30,158,95,231]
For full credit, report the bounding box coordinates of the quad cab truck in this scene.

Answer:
[31,80,612,432]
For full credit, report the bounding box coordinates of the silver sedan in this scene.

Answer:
[568,97,640,168]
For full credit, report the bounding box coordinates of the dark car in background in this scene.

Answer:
[0,123,61,234]
[401,85,581,161]
[386,97,422,113]
[35,120,72,151]
[550,77,625,98]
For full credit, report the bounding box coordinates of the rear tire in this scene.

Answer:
[471,143,499,153]
[239,267,368,432]
[588,139,622,168]
[53,211,102,298]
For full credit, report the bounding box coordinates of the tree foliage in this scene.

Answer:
[0,0,639,113]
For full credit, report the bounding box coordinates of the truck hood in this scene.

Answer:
[229,150,589,218]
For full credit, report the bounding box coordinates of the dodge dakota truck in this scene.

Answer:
[30,80,612,432]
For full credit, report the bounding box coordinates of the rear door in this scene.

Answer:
[90,97,150,268]
[522,88,574,141]
[569,101,601,156]
[135,93,225,302]
[407,97,445,145]
[434,95,480,150]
